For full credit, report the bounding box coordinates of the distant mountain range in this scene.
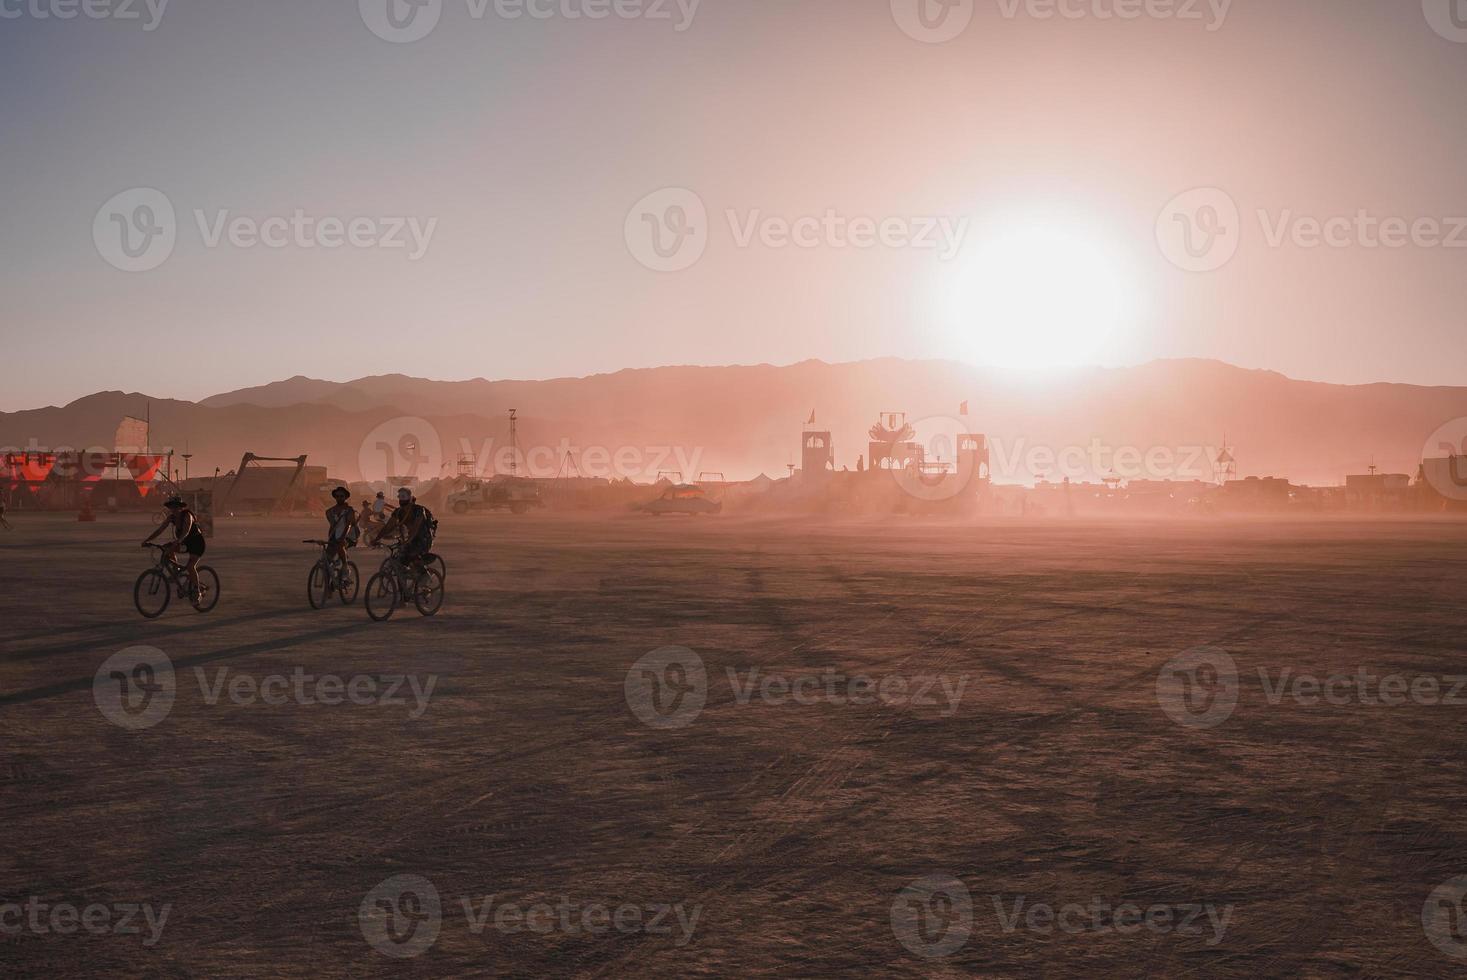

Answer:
[2,359,1463,486]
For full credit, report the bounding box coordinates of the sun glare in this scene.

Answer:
[940,218,1138,371]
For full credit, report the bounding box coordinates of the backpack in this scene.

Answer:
[412,505,438,550]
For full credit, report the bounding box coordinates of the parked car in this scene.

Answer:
[640,484,723,516]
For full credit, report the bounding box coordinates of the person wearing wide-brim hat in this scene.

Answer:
[325,486,359,566]
[143,495,207,597]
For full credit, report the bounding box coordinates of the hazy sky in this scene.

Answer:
[3,0,1466,411]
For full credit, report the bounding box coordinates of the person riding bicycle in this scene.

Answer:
[142,496,206,597]
[324,487,359,567]
[371,491,392,527]
[371,488,431,569]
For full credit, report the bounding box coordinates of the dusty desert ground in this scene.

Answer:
[2,511,1466,977]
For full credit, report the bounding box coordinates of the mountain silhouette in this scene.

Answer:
[3,359,1462,486]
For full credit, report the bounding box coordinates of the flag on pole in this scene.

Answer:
[807,410,816,425]
[959,401,969,416]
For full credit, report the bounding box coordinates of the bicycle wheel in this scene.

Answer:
[339,561,360,605]
[191,567,221,613]
[133,569,170,619]
[427,553,446,582]
[413,568,445,617]
[307,562,329,609]
[364,572,398,621]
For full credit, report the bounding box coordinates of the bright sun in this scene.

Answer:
[939,218,1138,371]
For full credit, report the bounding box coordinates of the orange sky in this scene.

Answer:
[3,0,1466,411]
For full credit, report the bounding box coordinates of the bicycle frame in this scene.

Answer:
[304,540,348,588]
[146,545,192,593]
[378,544,424,591]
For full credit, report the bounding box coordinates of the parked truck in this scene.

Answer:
[446,478,544,515]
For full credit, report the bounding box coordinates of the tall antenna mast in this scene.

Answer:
[509,409,519,479]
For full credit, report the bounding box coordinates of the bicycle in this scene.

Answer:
[304,540,360,609]
[364,542,445,621]
[134,543,220,619]
[378,550,446,584]
[376,528,446,583]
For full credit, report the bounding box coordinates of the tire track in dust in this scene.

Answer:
[268,547,889,852]
[570,571,1223,976]
[0,621,381,707]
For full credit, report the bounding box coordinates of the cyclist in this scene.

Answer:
[325,487,359,569]
[371,491,392,527]
[371,487,431,570]
[142,496,206,597]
